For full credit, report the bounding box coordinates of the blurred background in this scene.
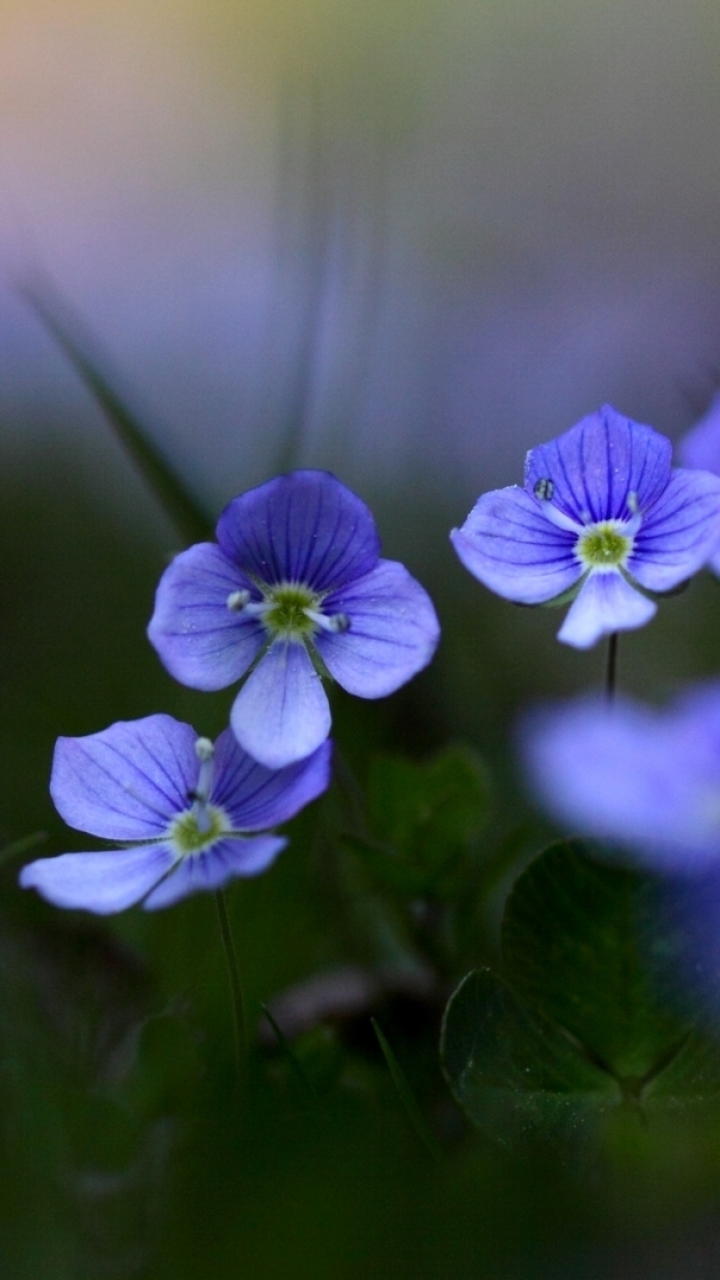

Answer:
[4,0,720,1275]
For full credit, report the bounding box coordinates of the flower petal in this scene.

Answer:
[20,845,175,914]
[215,470,380,591]
[629,468,720,591]
[557,572,656,648]
[450,486,581,604]
[212,731,332,830]
[147,542,265,691]
[521,693,720,870]
[678,392,720,475]
[525,405,672,524]
[50,715,200,840]
[142,836,286,910]
[315,560,440,697]
[230,642,331,769]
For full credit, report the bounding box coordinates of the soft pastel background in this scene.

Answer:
[3,1,720,1275]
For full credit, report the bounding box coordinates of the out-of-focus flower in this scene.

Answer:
[521,681,720,871]
[148,470,440,769]
[678,390,720,575]
[20,715,331,913]
[451,405,720,648]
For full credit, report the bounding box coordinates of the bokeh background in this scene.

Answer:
[4,0,720,1275]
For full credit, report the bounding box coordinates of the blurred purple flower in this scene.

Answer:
[522,681,720,871]
[451,404,720,648]
[678,391,720,575]
[148,470,440,768]
[20,715,331,914]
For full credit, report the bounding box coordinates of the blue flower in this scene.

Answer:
[147,470,440,769]
[451,405,720,648]
[679,391,720,577]
[521,681,720,871]
[20,715,332,913]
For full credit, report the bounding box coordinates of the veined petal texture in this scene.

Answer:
[50,715,201,840]
[142,836,286,910]
[230,641,331,769]
[20,845,176,914]
[557,572,656,648]
[525,405,672,523]
[316,560,440,696]
[212,730,332,830]
[630,468,720,591]
[216,470,380,590]
[450,486,581,604]
[148,542,265,690]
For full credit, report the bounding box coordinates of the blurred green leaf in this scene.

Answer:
[23,281,213,544]
[359,745,491,897]
[501,839,687,1081]
[441,968,616,1144]
[371,1017,442,1162]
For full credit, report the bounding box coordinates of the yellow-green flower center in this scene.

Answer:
[263,583,320,640]
[577,522,633,571]
[168,804,230,856]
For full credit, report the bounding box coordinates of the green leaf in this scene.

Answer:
[441,969,616,1144]
[362,745,491,896]
[501,839,687,1083]
[371,1017,442,1162]
[23,281,213,544]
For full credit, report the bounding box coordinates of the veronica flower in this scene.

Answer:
[451,405,720,648]
[521,681,720,872]
[20,715,331,913]
[148,470,440,769]
[678,390,720,576]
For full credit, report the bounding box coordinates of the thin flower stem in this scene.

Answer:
[605,632,618,703]
[214,888,248,1087]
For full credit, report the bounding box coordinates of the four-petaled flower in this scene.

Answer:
[147,470,440,769]
[451,405,720,648]
[521,681,720,871]
[20,715,331,913]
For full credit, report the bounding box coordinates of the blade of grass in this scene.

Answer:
[21,279,213,544]
[260,1001,318,1102]
[0,831,47,866]
[371,1017,441,1163]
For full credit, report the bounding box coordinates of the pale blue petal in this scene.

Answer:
[630,468,720,591]
[147,542,265,691]
[212,730,332,830]
[451,486,581,604]
[50,715,199,840]
[216,470,380,591]
[20,845,175,914]
[557,572,656,648]
[230,641,331,769]
[315,560,440,697]
[142,836,286,910]
[521,693,720,870]
[525,405,672,524]
[678,392,720,475]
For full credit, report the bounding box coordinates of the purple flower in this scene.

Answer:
[451,405,720,649]
[678,391,720,575]
[20,715,331,913]
[521,681,720,872]
[147,470,440,769]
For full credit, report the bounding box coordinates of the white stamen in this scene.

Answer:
[227,590,250,611]
[192,737,215,832]
[536,498,584,534]
[303,607,351,634]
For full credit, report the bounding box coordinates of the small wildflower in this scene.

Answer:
[451,405,720,648]
[148,470,440,768]
[20,715,331,913]
[521,681,720,871]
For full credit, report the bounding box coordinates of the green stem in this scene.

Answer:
[605,632,618,703]
[214,889,248,1086]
